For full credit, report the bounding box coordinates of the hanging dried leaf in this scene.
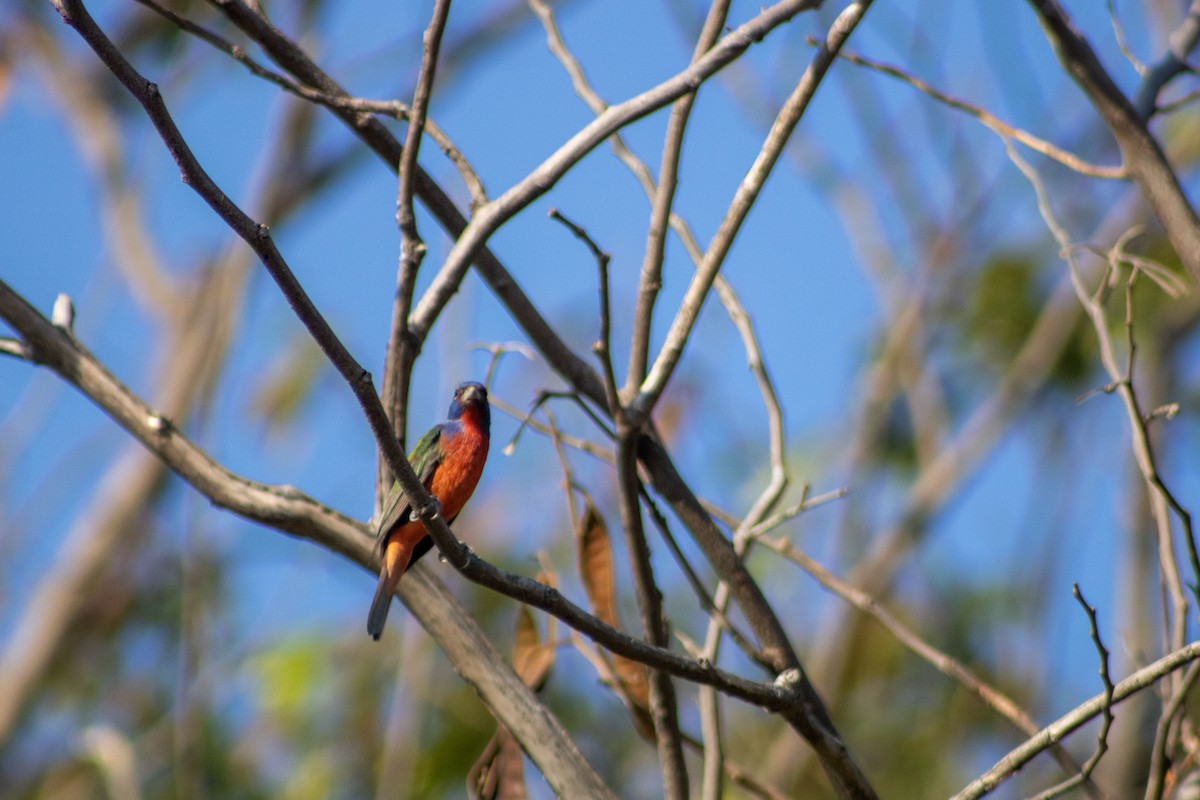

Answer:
[468,605,556,800]
[613,658,654,740]
[512,605,554,692]
[467,728,527,800]
[575,501,654,739]
[578,501,618,626]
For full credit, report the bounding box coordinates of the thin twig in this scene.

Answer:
[1026,585,1115,800]
[548,208,623,422]
[1008,140,1195,618]
[826,44,1127,180]
[765,536,1102,794]
[469,340,537,391]
[135,0,487,205]
[951,642,1200,800]
[0,339,31,360]
[530,0,791,692]
[496,396,614,464]
[502,389,616,457]
[545,407,583,533]
[679,731,791,800]
[1158,86,1200,115]
[1009,140,1198,643]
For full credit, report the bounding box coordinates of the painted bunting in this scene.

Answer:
[367,382,491,640]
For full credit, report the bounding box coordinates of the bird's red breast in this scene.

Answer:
[428,408,489,523]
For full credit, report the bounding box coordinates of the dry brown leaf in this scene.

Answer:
[575,502,654,739]
[467,606,555,800]
[512,605,554,691]
[613,657,654,740]
[467,728,527,800]
[578,501,618,626]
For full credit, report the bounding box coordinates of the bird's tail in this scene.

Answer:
[367,565,395,641]
[367,536,415,640]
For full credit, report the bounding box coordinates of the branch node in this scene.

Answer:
[52,293,76,335]
[773,668,802,689]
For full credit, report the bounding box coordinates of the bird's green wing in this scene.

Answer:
[375,425,444,544]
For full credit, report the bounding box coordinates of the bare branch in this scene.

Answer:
[496,396,615,464]
[210,0,604,404]
[407,0,822,349]
[181,3,881,792]
[1026,0,1200,281]
[632,0,875,424]
[951,642,1200,800]
[140,0,487,205]
[1132,0,1200,120]
[382,0,454,458]
[204,4,825,728]
[1026,585,1115,800]
[615,433,689,799]
[1106,0,1147,76]
[0,278,613,799]
[765,536,1104,796]
[49,0,415,504]
[624,0,732,399]
[829,44,1127,180]
[0,338,31,360]
[1144,660,1200,800]
[1008,140,1198,648]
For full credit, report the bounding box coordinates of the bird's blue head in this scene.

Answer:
[448,381,490,433]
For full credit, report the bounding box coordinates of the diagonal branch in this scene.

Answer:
[623,0,732,398]
[829,45,1126,180]
[766,538,1105,797]
[0,280,616,800]
[405,0,822,349]
[1026,0,1200,282]
[48,0,413,500]
[208,0,606,402]
[951,642,1200,800]
[381,0,454,457]
[631,0,875,424]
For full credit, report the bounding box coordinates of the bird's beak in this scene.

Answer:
[460,384,486,404]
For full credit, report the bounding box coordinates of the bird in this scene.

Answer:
[367,382,490,640]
